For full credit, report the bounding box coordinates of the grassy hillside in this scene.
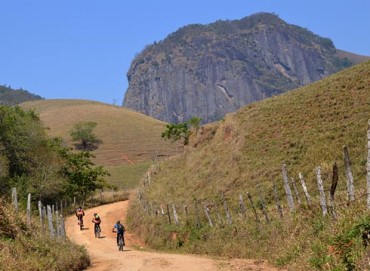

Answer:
[128,60,370,270]
[137,60,370,202]
[21,100,182,189]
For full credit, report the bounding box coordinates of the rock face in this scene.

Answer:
[123,13,357,124]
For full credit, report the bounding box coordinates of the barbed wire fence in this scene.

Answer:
[11,188,67,239]
[137,120,370,230]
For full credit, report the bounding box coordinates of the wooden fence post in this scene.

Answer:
[343,146,355,202]
[11,187,18,211]
[273,181,283,219]
[282,164,294,212]
[26,193,31,226]
[329,162,338,220]
[222,194,232,225]
[299,173,311,207]
[60,216,66,238]
[60,200,63,216]
[42,206,47,228]
[204,204,213,227]
[166,204,171,224]
[184,204,188,217]
[47,205,55,238]
[38,201,43,228]
[239,194,247,220]
[316,166,328,216]
[247,192,259,222]
[172,204,179,225]
[367,120,370,209]
[257,185,269,223]
[56,210,60,238]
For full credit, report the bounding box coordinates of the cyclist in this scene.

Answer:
[112,220,125,246]
[92,213,101,236]
[75,206,85,226]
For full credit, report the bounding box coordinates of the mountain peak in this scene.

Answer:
[123,13,367,124]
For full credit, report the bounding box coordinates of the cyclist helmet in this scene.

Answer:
[94,213,97,216]
[116,220,120,224]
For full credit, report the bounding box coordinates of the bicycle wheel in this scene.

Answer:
[95,225,100,238]
[79,219,83,231]
[118,235,124,251]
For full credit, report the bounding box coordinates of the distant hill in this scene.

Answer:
[123,12,369,124]
[20,99,181,188]
[0,85,43,105]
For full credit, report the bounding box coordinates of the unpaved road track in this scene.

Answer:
[66,201,283,271]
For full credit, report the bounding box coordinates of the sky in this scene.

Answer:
[0,1,369,105]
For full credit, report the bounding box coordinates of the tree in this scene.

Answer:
[187,116,202,133]
[70,121,102,151]
[59,148,110,202]
[161,117,202,145]
[0,106,66,202]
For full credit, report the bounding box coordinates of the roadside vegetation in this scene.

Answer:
[0,198,89,270]
[127,60,370,270]
[0,105,108,270]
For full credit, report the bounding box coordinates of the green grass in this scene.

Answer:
[106,162,152,189]
[127,60,370,270]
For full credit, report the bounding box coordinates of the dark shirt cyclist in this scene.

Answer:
[92,213,101,233]
[112,220,125,246]
[75,206,85,225]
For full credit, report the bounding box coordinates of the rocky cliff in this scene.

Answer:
[123,12,367,123]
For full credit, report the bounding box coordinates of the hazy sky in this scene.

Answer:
[0,0,369,105]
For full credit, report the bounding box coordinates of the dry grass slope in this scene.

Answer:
[129,60,370,270]
[144,60,370,201]
[20,99,182,188]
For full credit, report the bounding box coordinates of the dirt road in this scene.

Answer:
[65,201,282,271]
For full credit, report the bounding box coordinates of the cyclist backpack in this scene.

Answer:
[117,223,125,233]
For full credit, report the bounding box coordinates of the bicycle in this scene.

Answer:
[78,216,84,231]
[118,233,124,251]
[94,224,101,238]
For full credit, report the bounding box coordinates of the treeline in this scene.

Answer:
[0,105,110,206]
[0,84,43,105]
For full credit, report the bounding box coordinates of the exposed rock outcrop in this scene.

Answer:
[123,12,367,123]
